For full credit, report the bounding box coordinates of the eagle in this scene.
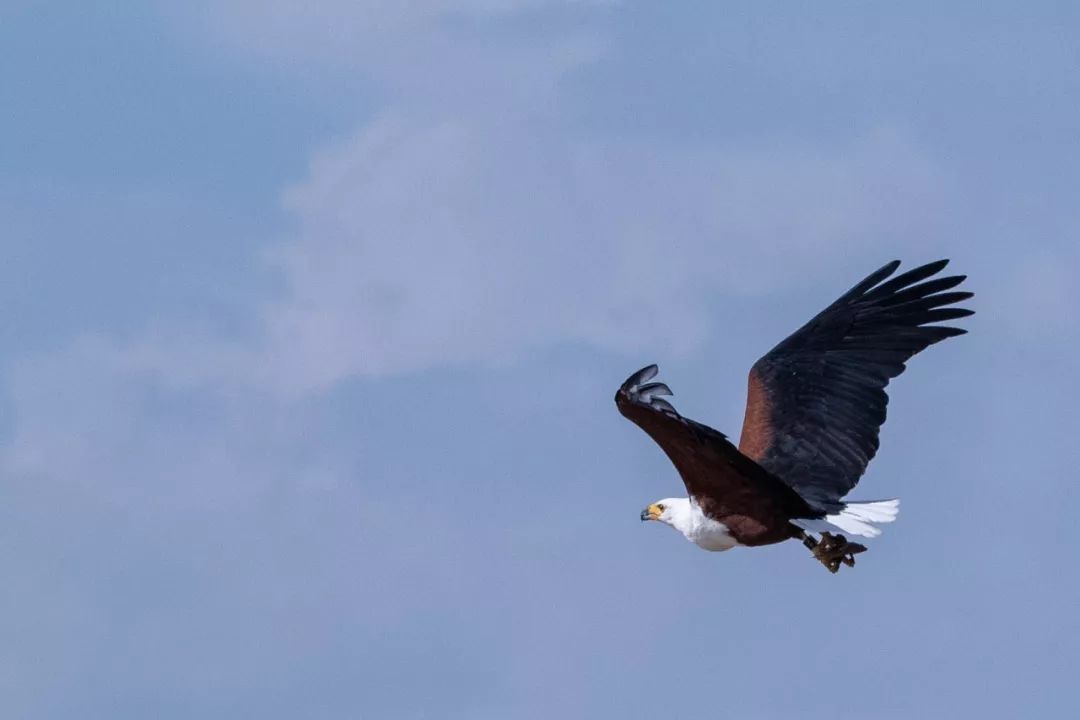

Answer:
[617,259,973,572]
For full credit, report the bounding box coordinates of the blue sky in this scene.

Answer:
[2,2,1078,718]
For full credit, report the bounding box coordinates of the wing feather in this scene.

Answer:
[615,366,808,518]
[738,259,973,510]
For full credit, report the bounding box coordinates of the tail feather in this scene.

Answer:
[791,499,900,539]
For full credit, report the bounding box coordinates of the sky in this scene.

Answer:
[1,1,1078,718]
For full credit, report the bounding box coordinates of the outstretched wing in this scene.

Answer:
[615,365,805,518]
[738,259,974,510]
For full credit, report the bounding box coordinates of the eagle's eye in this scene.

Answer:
[657,503,666,511]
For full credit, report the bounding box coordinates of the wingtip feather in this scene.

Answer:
[620,364,659,393]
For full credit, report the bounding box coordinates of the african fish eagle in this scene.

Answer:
[617,259,973,572]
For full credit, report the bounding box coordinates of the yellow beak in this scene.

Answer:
[640,503,663,522]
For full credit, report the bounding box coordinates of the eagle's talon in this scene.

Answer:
[808,531,865,573]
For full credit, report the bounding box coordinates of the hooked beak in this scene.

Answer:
[640,504,662,522]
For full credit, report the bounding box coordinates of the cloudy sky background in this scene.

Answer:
[2,2,1078,717]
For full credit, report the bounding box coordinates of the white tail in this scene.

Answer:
[791,499,900,539]
[826,499,900,538]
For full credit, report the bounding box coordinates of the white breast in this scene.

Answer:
[655,497,742,552]
[685,507,739,552]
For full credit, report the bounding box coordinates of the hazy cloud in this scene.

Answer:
[172,2,947,392]
[256,117,942,391]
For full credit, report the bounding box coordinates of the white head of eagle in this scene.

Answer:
[640,497,740,552]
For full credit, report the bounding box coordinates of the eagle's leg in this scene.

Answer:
[798,531,866,573]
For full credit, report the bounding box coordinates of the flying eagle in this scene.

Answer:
[617,259,973,572]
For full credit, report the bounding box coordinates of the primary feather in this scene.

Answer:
[738,259,973,511]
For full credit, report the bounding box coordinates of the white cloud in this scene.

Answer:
[1,336,275,512]
[255,116,943,392]
[166,0,948,393]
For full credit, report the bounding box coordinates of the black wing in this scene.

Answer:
[738,259,974,511]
